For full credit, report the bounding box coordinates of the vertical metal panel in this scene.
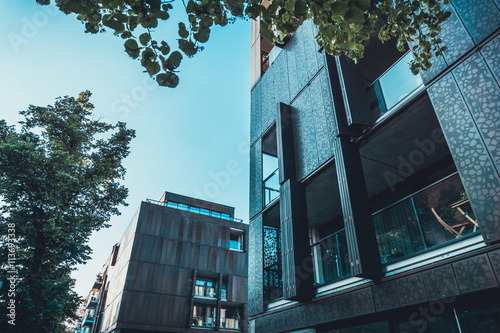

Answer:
[319,67,339,152]
[450,0,500,43]
[302,20,321,81]
[248,215,263,316]
[481,34,500,84]
[293,24,310,91]
[326,55,383,279]
[428,73,500,243]
[274,49,291,105]
[309,76,332,164]
[249,140,263,219]
[439,2,475,65]
[261,66,276,132]
[280,180,314,300]
[454,53,500,175]
[291,96,308,180]
[286,36,301,101]
[335,56,372,126]
[277,103,297,184]
[250,80,262,144]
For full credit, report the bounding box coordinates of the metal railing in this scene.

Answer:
[263,168,280,206]
[373,173,478,263]
[146,199,243,223]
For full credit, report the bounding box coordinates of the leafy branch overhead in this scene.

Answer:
[37,0,451,87]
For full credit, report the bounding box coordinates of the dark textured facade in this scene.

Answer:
[248,1,500,332]
[83,192,248,333]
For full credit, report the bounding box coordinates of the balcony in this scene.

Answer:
[146,199,243,223]
[311,229,351,285]
[263,169,279,206]
[373,173,479,264]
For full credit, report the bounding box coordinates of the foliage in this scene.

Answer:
[36,0,451,87]
[0,91,135,332]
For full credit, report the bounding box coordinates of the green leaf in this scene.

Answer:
[156,72,179,87]
[345,8,365,24]
[285,0,295,12]
[194,28,210,43]
[178,22,189,38]
[160,41,170,55]
[167,51,183,69]
[294,0,308,16]
[156,11,169,20]
[124,39,140,59]
[178,39,198,57]
[146,61,161,75]
[139,33,150,46]
[282,12,290,24]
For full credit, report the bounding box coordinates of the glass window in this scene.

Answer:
[221,213,231,220]
[211,211,221,218]
[167,201,178,208]
[311,229,351,285]
[377,52,423,111]
[374,173,479,264]
[221,282,228,300]
[192,304,216,327]
[200,208,210,216]
[189,206,200,213]
[220,307,241,330]
[178,203,188,211]
[230,229,244,251]
[194,278,218,298]
[263,153,279,206]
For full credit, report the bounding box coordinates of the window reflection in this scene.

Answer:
[374,52,423,115]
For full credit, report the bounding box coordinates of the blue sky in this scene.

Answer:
[0,2,251,297]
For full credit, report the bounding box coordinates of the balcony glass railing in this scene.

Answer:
[374,173,479,264]
[311,229,351,285]
[263,169,280,206]
[146,199,243,223]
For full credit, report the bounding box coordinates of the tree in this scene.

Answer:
[35,0,451,87]
[0,91,135,332]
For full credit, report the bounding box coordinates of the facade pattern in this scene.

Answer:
[248,0,500,332]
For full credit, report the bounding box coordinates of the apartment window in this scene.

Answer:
[220,307,241,330]
[192,304,216,328]
[262,127,279,207]
[221,280,228,300]
[194,278,218,298]
[230,229,244,251]
[373,51,423,114]
[374,173,479,264]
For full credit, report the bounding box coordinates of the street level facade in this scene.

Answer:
[248,1,500,332]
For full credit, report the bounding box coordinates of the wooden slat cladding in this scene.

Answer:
[280,180,314,300]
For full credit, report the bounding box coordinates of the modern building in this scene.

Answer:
[248,1,500,333]
[79,191,248,333]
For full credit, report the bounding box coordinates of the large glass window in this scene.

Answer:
[374,173,478,264]
[194,278,218,298]
[373,51,423,115]
[311,229,351,285]
[263,153,279,206]
[192,304,216,328]
[230,229,244,251]
[220,307,241,330]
